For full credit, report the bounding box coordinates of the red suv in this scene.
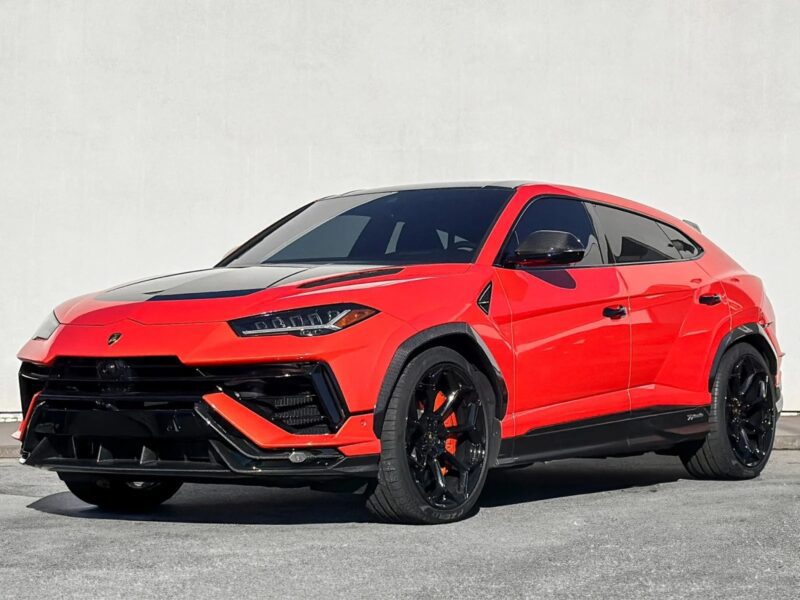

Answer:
[16,182,783,524]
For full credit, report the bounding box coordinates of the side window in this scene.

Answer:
[593,205,681,264]
[502,197,604,266]
[658,223,702,259]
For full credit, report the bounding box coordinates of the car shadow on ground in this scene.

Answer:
[27,455,690,525]
[480,454,689,507]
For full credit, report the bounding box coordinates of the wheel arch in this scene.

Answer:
[708,322,778,391]
[372,323,508,437]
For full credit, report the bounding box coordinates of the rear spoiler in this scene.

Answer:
[682,219,701,232]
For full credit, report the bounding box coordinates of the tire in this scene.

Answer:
[681,342,777,480]
[62,477,183,511]
[366,347,500,524]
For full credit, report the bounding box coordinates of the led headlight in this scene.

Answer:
[229,304,377,337]
[32,311,60,340]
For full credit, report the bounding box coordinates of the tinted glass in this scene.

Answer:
[225,188,512,266]
[593,205,681,264]
[501,197,604,266]
[658,223,701,259]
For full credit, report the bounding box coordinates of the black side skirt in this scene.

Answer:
[497,406,710,466]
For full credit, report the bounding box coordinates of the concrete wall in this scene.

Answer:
[1,0,798,413]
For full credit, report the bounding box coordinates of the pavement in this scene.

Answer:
[1,452,798,599]
[776,414,800,449]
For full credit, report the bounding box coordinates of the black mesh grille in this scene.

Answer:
[19,357,346,434]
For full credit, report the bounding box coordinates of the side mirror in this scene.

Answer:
[508,230,585,267]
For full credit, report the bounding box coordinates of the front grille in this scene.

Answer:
[19,357,347,434]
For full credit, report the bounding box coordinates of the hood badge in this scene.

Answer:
[107,333,123,346]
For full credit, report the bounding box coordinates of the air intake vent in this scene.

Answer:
[20,358,347,435]
[477,282,492,315]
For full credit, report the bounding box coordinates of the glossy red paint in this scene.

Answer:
[16,182,782,472]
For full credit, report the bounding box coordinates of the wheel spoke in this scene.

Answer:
[746,411,764,431]
[738,425,755,456]
[449,484,467,505]
[437,385,474,419]
[429,458,447,498]
[465,404,482,443]
[441,450,469,474]
[436,389,458,419]
[408,447,426,469]
[429,366,446,391]
[445,423,476,437]
[419,386,437,414]
[737,369,757,398]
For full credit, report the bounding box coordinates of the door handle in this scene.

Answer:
[699,294,722,306]
[603,305,627,320]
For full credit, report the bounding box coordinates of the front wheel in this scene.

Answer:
[366,347,499,524]
[62,476,183,512]
[681,342,777,479]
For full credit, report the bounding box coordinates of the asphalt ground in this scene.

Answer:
[1,451,798,599]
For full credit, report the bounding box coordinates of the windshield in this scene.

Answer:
[223,188,512,266]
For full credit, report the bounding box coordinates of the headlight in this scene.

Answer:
[32,312,60,340]
[229,304,378,337]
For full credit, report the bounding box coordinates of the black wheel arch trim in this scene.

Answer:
[708,322,779,391]
[373,323,508,437]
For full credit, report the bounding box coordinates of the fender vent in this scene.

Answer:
[477,282,492,315]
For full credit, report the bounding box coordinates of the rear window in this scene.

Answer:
[593,205,683,264]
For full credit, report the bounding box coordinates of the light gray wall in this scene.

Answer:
[1,0,798,413]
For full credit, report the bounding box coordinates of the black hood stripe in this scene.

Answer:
[95,264,398,302]
[297,268,403,289]
[147,289,264,301]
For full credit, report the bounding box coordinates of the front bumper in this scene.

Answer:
[20,398,377,482]
[17,356,380,481]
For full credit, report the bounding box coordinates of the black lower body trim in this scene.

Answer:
[498,406,710,466]
[20,399,377,481]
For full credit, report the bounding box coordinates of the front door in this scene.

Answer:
[496,196,631,438]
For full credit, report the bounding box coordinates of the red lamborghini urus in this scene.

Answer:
[16,182,783,524]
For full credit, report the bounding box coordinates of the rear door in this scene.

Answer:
[496,196,631,437]
[591,204,727,412]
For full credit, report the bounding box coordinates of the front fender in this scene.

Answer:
[372,323,509,437]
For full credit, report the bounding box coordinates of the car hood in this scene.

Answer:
[54,263,470,326]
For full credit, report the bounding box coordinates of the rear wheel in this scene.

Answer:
[681,342,776,479]
[62,477,183,511]
[366,347,499,524]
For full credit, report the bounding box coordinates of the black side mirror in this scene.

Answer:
[508,230,585,267]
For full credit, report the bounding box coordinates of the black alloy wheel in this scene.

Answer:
[680,342,776,480]
[405,364,487,509]
[725,353,775,467]
[366,346,498,524]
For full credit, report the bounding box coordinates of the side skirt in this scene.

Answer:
[497,406,710,466]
